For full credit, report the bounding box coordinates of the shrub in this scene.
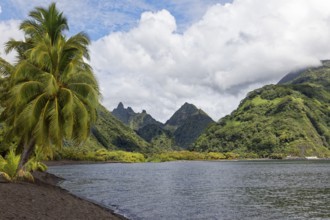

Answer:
[57,147,146,163]
[148,151,229,162]
[224,152,240,160]
[0,150,34,182]
[269,153,286,159]
[206,152,226,160]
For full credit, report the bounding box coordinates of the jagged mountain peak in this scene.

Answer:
[112,102,163,131]
[117,102,124,109]
[112,102,214,149]
[165,102,208,127]
[112,102,134,124]
[164,102,215,149]
[181,102,198,111]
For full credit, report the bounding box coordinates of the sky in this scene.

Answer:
[1,0,330,122]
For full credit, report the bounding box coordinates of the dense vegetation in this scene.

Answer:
[147,151,240,162]
[90,105,150,152]
[172,112,215,148]
[56,148,146,163]
[193,61,330,158]
[136,124,176,152]
[113,102,215,149]
[54,148,240,163]
[163,102,215,149]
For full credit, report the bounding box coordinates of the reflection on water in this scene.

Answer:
[48,160,330,220]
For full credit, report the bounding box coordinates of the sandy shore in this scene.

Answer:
[0,171,127,220]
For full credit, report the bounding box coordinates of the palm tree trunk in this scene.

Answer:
[17,138,36,171]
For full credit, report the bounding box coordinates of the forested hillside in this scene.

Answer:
[193,61,330,158]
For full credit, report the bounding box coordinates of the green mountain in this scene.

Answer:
[89,105,150,152]
[112,102,215,150]
[112,102,162,130]
[111,102,174,151]
[164,103,215,149]
[193,60,330,158]
[137,124,175,152]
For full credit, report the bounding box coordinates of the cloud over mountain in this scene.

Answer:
[91,0,330,121]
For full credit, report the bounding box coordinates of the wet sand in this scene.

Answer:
[0,171,127,220]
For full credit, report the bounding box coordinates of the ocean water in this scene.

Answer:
[48,160,330,220]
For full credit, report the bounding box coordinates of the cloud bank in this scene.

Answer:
[91,0,330,122]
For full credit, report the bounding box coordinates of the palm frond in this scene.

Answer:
[47,97,62,147]
[29,3,68,44]
[0,57,14,77]
[65,32,90,60]
[5,39,30,55]
[11,60,44,83]
[11,80,43,100]
[68,83,98,102]
[66,70,99,89]
[34,100,51,147]
[59,88,74,138]
[72,96,89,143]
[20,19,42,40]
[14,92,48,136]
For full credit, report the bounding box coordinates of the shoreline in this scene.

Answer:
[38,171,129,220]
[0,171,128,220]
[44,159,122,166]
[44,157,330,167]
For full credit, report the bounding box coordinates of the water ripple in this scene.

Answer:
[48,160,330,220]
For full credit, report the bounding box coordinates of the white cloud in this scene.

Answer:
[0,20,23,62]
[90,0,330,122]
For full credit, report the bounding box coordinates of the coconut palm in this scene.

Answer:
[0,3,99,170]
[0,57,13,105]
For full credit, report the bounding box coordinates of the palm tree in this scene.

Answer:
[0,57,14,155]
[0,3,99,170]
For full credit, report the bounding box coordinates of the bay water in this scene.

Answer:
[48,160,330,220]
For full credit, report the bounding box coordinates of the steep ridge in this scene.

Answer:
[137,124,175,152]
[193,61,330,158]
[112,102,162,131]
[164,103,215,149]
[89,105,150,152]
[112,102,173,151]
[112,102,215,149]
